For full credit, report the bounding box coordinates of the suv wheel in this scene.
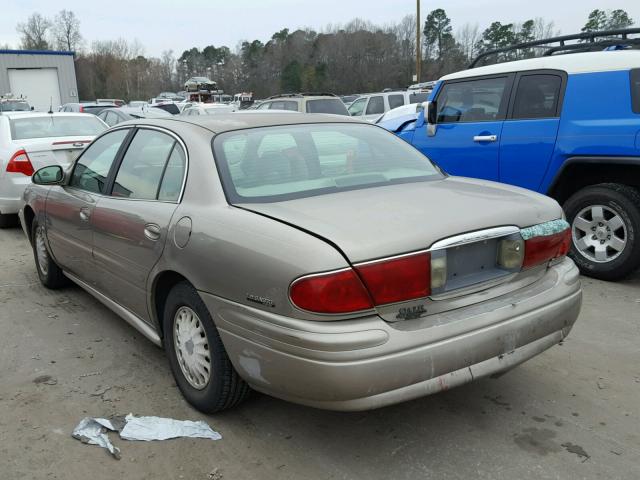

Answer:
[564,184,640,280]
[163,281,251,413]
[31,218,68,288]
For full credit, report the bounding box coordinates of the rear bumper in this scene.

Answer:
[0,175,30,215]
[201,258,581,411]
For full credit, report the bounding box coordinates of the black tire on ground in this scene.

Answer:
[563,183,640,281]
[0,213,19,228]
[31,218,68,289]
[163,281,251,413]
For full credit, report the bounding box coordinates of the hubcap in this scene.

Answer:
[173,306,211,390]
[35,226,49,276]
[572,204,627,263]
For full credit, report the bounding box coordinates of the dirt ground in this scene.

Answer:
[1,225,639,480]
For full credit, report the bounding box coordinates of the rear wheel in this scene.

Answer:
[163,281,251,413]
[564,184,640,280]
[31,218,68,288]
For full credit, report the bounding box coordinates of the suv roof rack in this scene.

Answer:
[469,27,640,68]
[267,92,337,99]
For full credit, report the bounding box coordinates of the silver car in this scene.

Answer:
[20,114,582,412]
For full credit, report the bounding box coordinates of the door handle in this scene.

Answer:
[473,135,498,143]
[79,207,91,222]
[144,223,161,241]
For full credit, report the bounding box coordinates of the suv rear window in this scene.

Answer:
[306,99,349,115]
[212,123,442,203]
[631,69,640,114]
[512,74,562,119]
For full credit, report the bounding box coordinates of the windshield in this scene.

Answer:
[305,99,349,115]
[1,101,30,111]
[408,92,430,104]
[212,123,442,203]
[10,116,107,140]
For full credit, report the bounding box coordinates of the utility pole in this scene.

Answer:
[416,0,421,82]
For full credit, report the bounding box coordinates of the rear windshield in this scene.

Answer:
[1,101,30,111]
[154,103,180,115]
[407,92,429,104]
[305,99,349,115]
[10,116,107,140]
[212,123,442,203]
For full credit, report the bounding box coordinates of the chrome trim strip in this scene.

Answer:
[64,271,162,346]
[354,249,429,267]
[430,226,520,250]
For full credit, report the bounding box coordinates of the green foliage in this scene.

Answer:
[582,8,634,32]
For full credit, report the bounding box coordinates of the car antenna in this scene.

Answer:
[48,96,53,114]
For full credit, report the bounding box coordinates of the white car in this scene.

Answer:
[0,112,107,227]
[374,102,424,124]
[180,103,237,116]
[348,91,431,122]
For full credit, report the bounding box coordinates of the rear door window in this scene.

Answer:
[511,74,562,119]
[631,69,640,114]
[436,77,508,123]
[270,101,298,111]
[158,144,187,202]
[70,129,129,194]
[112,129,176,200]
[388,94,405,110]
[365,96,384,115]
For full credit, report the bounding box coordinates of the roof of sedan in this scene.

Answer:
[121,113,366,133]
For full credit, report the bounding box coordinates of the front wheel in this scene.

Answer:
[564,184,640,281]
[163,281,251,413]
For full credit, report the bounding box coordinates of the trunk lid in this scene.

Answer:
[238,177,562,263]
[19,136,94,171]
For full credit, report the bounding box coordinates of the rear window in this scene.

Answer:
[631,69,640,114]
[388,94,405,109]
[305,99,349,115]
[82,105,112,115]
[408,92,429,104]
[212,123,442,203]
[1,101,30,112]
[10,116,107,140]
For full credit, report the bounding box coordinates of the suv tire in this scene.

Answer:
[31,218,68,288]
[564,183,640,281]
[163,281,251,413]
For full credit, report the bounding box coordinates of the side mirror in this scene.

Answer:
[426,100,437,125]
[32,165,64,185]
[426,100,437,137]
[31,106,35,111]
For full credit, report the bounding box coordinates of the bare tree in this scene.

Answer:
[533,18,559,40]
[52,10,82,52]
[16,13,51,50]
[456,23,480,62]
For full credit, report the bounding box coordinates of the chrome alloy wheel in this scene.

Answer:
[173,306,211,389]
[35,226,49,276]
[572,204,627,263]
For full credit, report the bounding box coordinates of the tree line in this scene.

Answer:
[9,8,635,101]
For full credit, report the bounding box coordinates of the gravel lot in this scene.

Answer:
[1,224,639,480]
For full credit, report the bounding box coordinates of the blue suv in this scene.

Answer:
[386,45,640,280]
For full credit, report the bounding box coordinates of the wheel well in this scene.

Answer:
[548,161,640,205]
[153,271,189,338]
[23,206,35,243]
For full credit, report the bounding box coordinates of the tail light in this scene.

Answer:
[356,252,431,305]
[6,149,34,176]
[523,228,571,268]
[290,252,431,314]
[289,269,373,314]
[79,105,84,112]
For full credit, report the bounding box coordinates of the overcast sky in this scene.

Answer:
[1,1,639,56]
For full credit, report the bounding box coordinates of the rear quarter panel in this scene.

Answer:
[541,70,640,193]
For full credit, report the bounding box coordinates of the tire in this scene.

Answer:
[163,281,251,413]
[563,183,640,281]
[31,218,68,288]
[0,213,18,228]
